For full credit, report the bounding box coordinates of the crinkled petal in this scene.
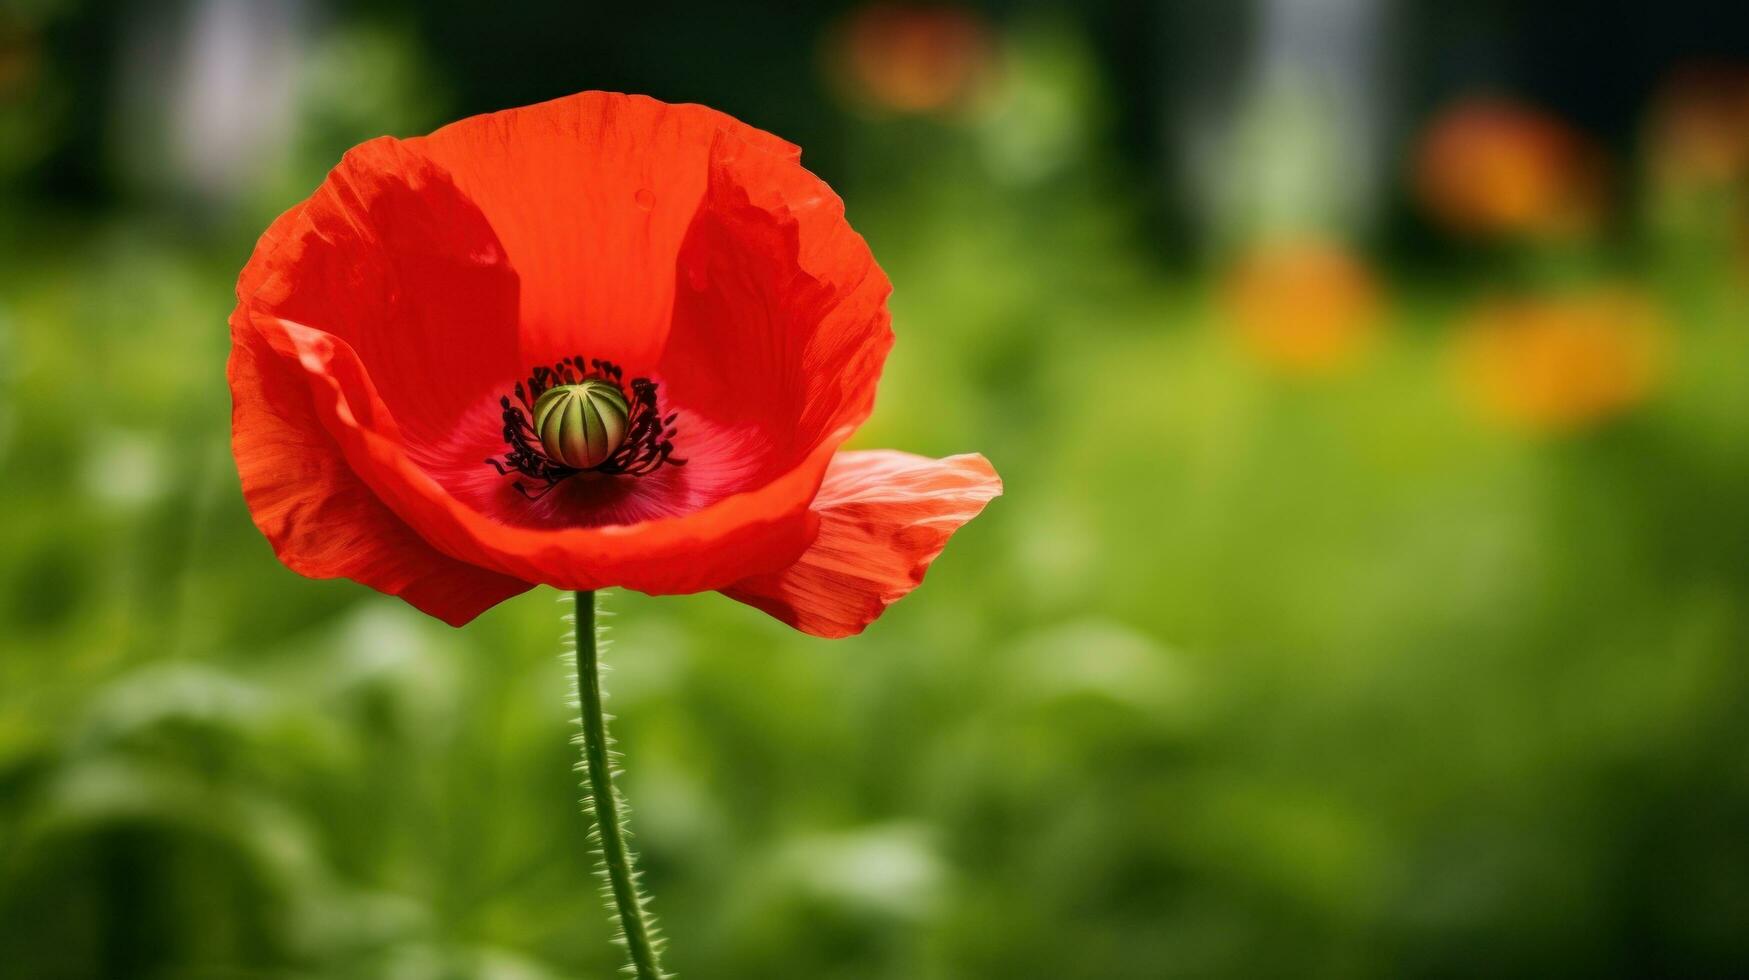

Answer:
[240,310,837,594]
[659,129,893,476]
[245,136,523,449]
[228,325,532,626]
[722,450,1002,638]
[411,91,800,369]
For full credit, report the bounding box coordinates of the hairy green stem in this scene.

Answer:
[570,590,668,978]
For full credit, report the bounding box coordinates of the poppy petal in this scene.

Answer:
[654,128,893,496]
[239,308,836,595]
[722,450,1002,638]
[412,91,801,370]
[229,326,533,627]
[243,136,523,451]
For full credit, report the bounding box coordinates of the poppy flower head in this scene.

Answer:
[229,92,1000,634]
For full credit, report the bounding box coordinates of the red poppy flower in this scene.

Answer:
[229,91,1000,637]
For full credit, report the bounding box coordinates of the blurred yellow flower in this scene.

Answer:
[1413,99,1605,241]
[1452,290,1669,433]
[830,3,996,116]
[1221,239,1382,376]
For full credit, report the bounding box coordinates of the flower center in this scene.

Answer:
[486,357,683,499]
[534,381,629,469]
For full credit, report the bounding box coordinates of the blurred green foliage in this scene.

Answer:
[6,3,1749,978]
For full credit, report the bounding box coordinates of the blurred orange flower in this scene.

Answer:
[1645,64,1749,188]
[1642,65,1749,266]
[1413,99,1606,241]
[1452,289,1668,433]
[0,17,39,99]
[1221,239,1383,376]
[832,3,995,116]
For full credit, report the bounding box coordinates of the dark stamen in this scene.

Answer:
[484,357,685,498]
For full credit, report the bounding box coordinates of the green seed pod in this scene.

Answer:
[531,380,630,470]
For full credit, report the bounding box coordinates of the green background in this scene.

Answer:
[5,2,1749,976]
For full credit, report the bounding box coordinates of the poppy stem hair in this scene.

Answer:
[567,590,670,978]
